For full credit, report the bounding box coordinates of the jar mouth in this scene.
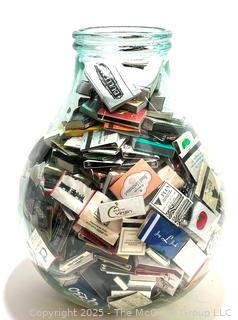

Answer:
[72,26,172,55]
[74,26,171,39]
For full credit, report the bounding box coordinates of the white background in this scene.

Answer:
[0,0,238,319]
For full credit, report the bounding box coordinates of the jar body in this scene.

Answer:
[19,27,224,311]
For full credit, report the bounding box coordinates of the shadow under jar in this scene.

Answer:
[19,26,225,312]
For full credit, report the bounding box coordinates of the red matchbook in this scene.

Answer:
[97,106,147,129]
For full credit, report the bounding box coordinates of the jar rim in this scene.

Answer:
[73,26,172,39]
[72,26,172,55]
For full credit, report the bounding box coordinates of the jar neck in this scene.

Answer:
[72,26,172,59]
[47,27,172,135]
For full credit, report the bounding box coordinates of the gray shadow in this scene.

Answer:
[4,259,81,320]
[4,259,225,320]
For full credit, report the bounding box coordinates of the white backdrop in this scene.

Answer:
[0,1,237,319]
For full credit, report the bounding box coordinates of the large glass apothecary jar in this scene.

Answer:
[19,26,224,313]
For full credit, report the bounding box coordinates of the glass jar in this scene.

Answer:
[19,26,224,312]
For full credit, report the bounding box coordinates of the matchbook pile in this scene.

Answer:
[22,59,224,310]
